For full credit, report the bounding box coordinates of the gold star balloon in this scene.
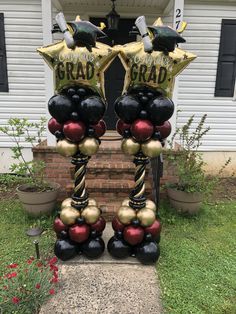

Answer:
[117,18,196,98]
[37,40,118,100]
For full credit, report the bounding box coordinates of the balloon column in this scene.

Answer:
[108,16,196,264]
[38,13,118,261]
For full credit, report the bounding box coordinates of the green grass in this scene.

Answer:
[158,201,236,314]
[0,192,235,313]
[0,198,56,275]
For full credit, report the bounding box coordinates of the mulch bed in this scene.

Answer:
[211,177,236,201]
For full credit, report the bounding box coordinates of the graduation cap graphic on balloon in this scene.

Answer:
[38,13,118,98]
[52,13,106,51]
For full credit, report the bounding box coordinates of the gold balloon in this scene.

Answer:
[141,140,162,158]
[116,18,196,98]
[81,206,100,224]
[121,138,140,156]
[56,139,78,157]
[122,198,130,207]
[117,206,136,225]
[60,206,80,225]
[137,208,156,227]
[37,41,119,99]
[145,199,157,212]
[79,137,99,156]
[88,198,97,206]
[61,198,72,209]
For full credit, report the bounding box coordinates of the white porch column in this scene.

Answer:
[41,0,55,146]
[170,0,184,137]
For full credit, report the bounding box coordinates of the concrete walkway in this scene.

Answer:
[40,224,162,314]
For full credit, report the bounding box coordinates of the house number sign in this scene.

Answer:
[173,0,184,31]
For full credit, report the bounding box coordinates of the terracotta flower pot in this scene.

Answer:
[167,187,202,215]
[16,182,60,217]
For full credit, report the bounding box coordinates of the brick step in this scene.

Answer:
[93,140,132,161]
[70,161,150,180]
[66,179,153,221]
[93,153,132,162]
[93,178,151,191]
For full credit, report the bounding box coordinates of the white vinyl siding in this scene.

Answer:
[177,1,236,151]
[0,0,45,148]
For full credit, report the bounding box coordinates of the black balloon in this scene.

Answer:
[59,230,69,239]
[131,219,141,227]
[77,88,87,96]
[54,130,64,140]
[87,127,95,136]
[156,234,161,244]
[67,88,76,96]
[107,236,131,259]
[78,96,106,124]
[140,96,149,105]
[48,94,75,123]
[147,92,154,99]
[71,112,80,121]
[123,129,131,138]
[72,94,80,104]
[135,241,160,265]
[76,217,85,225]
[146,96,174,126]
[81,237,105,259]
[139,110,148,119]
[54,239,78,261]
[129,85,161,99]
[114,95,141,123]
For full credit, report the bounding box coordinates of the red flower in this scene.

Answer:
[53,271,58,277]
[12,297,20,304]
[37,262,43,267]
[51,277,58,283]
[49,257,58,265]
[6,272,17,279]
[50,265,58,272]
[35,283,41,289]
[49,288,55,295]
[7,263,18,269]
[3,285,8,290]
[27,257,35,264]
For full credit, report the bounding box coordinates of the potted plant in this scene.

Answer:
[0,118,60,217]
[165,114,230,214]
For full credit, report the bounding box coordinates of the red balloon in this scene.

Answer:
[69,224,90,243]
[63,120,86,142]
[145,220,162,239]
[155,121,172,139]
[116,119,131,136]
[112,217,125,232]
[53,217,68,233]
[91,217,106,232]
[131,119,154,142]
[123,226,144,246]
[48,118,63,135]
[92,120,106,138]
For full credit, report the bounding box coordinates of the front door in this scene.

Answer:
[90,18,136,130]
